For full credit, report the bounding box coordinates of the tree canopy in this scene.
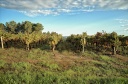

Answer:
[0,21,128,56]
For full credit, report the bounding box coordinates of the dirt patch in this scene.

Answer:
[2,55,40,65]
[115,55,128,62]
[51,52,94,69]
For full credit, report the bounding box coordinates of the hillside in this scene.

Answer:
[0,48,128,84]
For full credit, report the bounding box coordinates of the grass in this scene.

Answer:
[0,48,128,84]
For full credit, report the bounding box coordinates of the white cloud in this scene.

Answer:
[19,10,59,17]
[121,25,125,27]
[116,18,128,31]
[0,0,128,16]
[124,28,128,31]
[57,9,71,13]
[19,11,39,17]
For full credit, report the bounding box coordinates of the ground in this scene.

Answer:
[0,48,128,84]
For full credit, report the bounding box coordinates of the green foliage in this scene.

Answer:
[11,62,31,71]
[32,23,44,31]
[81,50,97,58]
[61,50,74,56]
[0,60,5,68]
[110,32,121,55]
[66,34,82,52]
[28,49,52,59]
[47,32,62,52]
[0,21,128,56]
[6,21,17,34]
[39,60,59,70]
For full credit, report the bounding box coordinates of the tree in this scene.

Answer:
[48,32,62,54]
[6,21,17,34]
[21,33,34,50]
[15,22,23,33]
[33,23,44,32]
[124,36,128,46]
[22,21,32,34]
[110,32,121,55]
[0,23,12,49]
[66,34,82,52]
[23,21,32,50]
[80,32,87,53]
[21,21,44,50]
[94,32,102,50]
[0,23,5,49]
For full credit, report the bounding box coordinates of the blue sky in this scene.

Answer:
[0,0,128,36]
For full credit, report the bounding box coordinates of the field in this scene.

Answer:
[0,48,128,84]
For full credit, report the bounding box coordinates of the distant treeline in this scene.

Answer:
[0,21,128,55]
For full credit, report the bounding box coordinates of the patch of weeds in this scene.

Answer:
[39,60,60,70]
[61,50,74,56]
[42,71,58,84]
[92,60,106,67]
[82,51,98,59]
[99,55,112,61]
[28,49,52,59]
[0,60,6,68]
[63,69,76,77]
[11,62,31,71]
[18,71,32,84]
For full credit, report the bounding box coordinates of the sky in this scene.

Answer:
[0,0,128,36]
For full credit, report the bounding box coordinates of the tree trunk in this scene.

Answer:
[1,36,4,49]
[82,45,84,53]
[27,43,29,50]
[52,45,56,56]
[52,45,55,52]
[113,46,116,55]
